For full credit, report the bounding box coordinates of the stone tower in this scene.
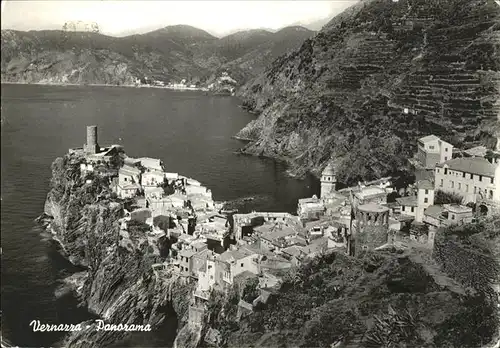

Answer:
[349,203,389,256]
[320,162,336,199]
[84,125,99,154]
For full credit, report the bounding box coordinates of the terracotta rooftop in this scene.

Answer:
[424,205,445,220]
[436,157,496,177]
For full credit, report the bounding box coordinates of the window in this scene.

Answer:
[429,145,435,149]
[425,189,429,194]
[489,190,493,199]
[451,214,455,220]
[411,207,415,213]
[458,183,461,190]
[124,177,128,181]
[241,263,244,267]
[444,156,448,161]
[436,169,440,173]
[492,178,495,184]
[463,172,466,178]
[470,173,473,179]
[440,179,443,187]
[445,147,448,152]
[444,168,448,175]
[479,175,482,182]
[424,198,428,203]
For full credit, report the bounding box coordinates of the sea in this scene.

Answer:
[0,83,319,347]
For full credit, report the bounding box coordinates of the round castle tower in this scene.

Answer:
[84,125,99,154]
[349,203,390,256]
[320,162,336,199]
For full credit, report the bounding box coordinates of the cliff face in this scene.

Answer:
[43,154,193,347]
[237,0,500,184]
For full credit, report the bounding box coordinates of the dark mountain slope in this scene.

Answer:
[0,28,210,84]
[236,0,500,185]
[1,25,315,85]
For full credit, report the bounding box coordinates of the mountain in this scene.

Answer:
[203,26,316,85]
[236,0,500,185]
[0,25,314,86]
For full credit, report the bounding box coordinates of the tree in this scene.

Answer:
[434,190,463,205]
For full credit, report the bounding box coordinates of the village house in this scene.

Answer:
[218,247,260,285]
[415,135,453,169]
[423,204,474,228]
[395,180,435,223]
[117,165,142,198]
[434,156,499,206]
[177,248,196,277]
[138,157,164,172]
[297,195,325,220]
[281,246,303,266]
[141,169,165,188]
[191,249,216,279]
[80,162,94,174]
[300,236,329,259]
[144,186,164,201]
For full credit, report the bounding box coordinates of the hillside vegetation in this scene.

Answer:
[202,246,499,348]
[236,0,500,185]
[1,25,315,86]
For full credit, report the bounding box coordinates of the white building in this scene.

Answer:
[218,248,260,285]
[80,162,94,174]
[434,157,499,204]
[117,165,142,198]
[142,170,165,188]
[138,157,164,172]
[416,135,453,169]
[423,204,474,228]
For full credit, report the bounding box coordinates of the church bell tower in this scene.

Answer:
[320,162,336,199]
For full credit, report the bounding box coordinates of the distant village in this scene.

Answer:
[134,72,237,95]
[69,125,500,327]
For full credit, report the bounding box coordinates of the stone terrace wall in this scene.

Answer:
[433,231,500,296]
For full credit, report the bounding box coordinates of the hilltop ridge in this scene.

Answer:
[0,24,315,86]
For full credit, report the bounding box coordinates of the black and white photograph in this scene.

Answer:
[1,0,500,347]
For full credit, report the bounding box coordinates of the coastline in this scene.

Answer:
[0,81,210,92]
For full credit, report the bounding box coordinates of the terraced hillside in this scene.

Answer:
[237,0,500,185]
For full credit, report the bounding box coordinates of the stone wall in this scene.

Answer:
[433,231,499,296]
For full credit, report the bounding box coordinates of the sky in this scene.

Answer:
[1,0,358,37]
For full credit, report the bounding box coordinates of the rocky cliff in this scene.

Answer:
[236,0,500,184]
[42,153,193,347]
